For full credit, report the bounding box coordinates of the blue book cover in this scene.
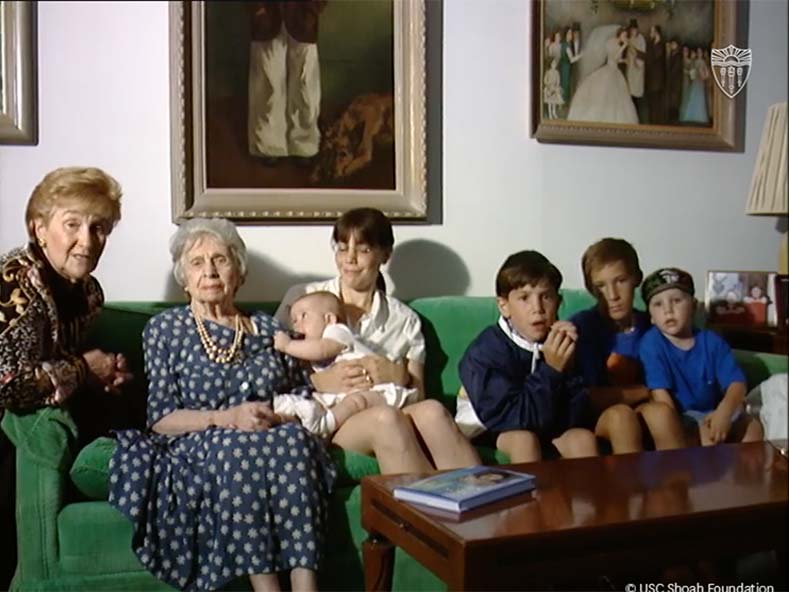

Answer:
[393,466,536,513]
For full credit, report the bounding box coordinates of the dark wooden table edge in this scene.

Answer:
[360,446,789,591]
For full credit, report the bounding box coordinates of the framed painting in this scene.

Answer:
[0,0,37,144]
[530,0,747,150]
[170,0,426,223]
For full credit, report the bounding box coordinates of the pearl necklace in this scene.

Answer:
[192,307,243,364]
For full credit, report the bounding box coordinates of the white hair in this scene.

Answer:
[170,218,247,288]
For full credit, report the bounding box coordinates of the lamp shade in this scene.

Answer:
[746,102,787,215]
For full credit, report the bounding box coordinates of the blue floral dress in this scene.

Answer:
[109,307,335,591]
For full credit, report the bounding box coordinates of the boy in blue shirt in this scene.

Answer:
[456,251,598,462]
[639,268,763,446]
[571,238,685,450]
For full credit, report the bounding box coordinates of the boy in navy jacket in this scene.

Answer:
[456,251,597,461]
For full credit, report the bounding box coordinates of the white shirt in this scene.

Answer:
[300,323,366,372]
[275,277,426,364]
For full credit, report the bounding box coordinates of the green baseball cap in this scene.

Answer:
[641,267,695,305]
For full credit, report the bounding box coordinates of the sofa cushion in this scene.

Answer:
[410,297,500,397]
[70,437,115,500]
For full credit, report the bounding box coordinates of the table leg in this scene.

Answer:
[363,534,395,592]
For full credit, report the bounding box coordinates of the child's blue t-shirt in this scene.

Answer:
[638,327,746,413]
[570,306,651,387]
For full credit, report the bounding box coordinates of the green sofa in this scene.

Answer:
[3,293,787,591]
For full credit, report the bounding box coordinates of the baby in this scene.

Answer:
[273,291,417,437]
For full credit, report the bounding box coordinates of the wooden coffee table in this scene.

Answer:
[361,442,787,591]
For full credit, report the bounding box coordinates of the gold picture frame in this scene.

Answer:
[169,0,427,223]
[531,0,747,151]
[0,0,37,144]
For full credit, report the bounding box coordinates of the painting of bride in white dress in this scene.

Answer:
[566,26,639,125]
[534,0,741,150]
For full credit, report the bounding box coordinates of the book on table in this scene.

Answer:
[393,466,536,513]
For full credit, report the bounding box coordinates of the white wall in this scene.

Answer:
[1,0,786,303]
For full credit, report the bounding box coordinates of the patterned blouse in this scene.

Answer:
[0,244,103,421]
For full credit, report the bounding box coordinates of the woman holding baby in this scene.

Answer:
[109,218,335,592]
[276,207,480,473]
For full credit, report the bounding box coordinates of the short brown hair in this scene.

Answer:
[332,208,394,253]
[332,208,393,292]
[496,251,563,298]
[291,291,346,323]
[25,167,122,239]
[581,238,643,295]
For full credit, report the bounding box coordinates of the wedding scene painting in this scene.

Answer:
[542,0,714,126]
[531,0,744,150]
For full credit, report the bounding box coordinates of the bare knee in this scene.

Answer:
[369,405,410,434]
[598,404,640,434]
[554,428,598,458]
[744,417,764,442]
[362,406,430,459]
[605,404,638,424]
[407,399,452,425]
[639,401,676,427]
[597,404,642,453]
[737,415,764,443]
[497,430,541,463]
[639,401,682,435]
[638,401,685,449]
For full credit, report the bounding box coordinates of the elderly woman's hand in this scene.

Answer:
[222,402,282,431]
[83,349,134,393]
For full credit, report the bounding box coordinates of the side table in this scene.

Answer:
[708,325,787,355]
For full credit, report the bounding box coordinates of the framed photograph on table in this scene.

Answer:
[775,274,788,331]
[705,270,778,327]
[530,0,748,151]
[169,0,426,224]
[0,0,37,144]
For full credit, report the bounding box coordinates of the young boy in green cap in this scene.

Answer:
[638,267,763,446]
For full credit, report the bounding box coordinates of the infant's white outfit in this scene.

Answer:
[274,322,418,437]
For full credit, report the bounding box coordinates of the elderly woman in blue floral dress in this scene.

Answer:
[109,218,335,592]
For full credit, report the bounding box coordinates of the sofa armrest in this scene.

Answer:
[733,350,788,388]
[1,406,78,471]
[2,407,78,583]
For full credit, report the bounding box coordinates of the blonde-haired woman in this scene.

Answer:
[0,167,131,589]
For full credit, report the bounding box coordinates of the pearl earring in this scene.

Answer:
[38,238,47,248]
